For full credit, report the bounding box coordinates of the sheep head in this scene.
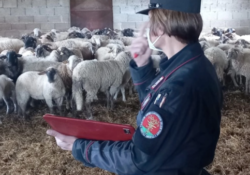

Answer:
[35,44,53,58]
[227,48,241,60]
[38,67,58,83]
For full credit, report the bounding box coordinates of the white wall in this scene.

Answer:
[112,0,250,32]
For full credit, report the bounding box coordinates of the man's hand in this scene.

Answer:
[46,129,77,151]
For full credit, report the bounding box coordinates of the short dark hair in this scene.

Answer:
[149,9,203,44]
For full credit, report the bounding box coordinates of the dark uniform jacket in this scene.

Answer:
[72,42,222,175]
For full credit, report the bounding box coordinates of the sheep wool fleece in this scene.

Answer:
[72,42,222,175]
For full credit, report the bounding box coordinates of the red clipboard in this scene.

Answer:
[43,114,135,141]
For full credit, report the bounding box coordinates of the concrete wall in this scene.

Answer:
[113,0,250,32]
[0,0,250,37]
[0,0,70,38]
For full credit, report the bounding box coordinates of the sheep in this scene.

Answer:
[72,51,132,119]
[57,47,83,60]
[35,44,53,58]
[0,51,23,82]
[46,38,94,60]
[39,32,54,43]
[227,48,250,93]
[68,26,81,33]
[16,67,66,120]
[21,57,74,110]
[120,37,134,46]
[81,28,92,39]
[199,40,212,51]
[0,38,24,53]
[19,47,35,57]
[21,59,61,73]
[91,35,110,47]
[95,44,125,61]
[113,68,132,102]
[204,47,229,86]
[67,31,85,39]
[0,75,17,114]
[33,28,42,38]
[20,35,37,49]
[199,37,221,47]
[122,28,134,37]
[67,55,82,71]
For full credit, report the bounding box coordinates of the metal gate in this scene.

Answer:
[70,0,113,30]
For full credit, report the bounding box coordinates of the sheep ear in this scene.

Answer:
[38,71,46,75]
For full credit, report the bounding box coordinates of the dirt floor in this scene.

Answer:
[0,89,250,175]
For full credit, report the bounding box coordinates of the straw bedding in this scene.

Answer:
[0,90,250,175]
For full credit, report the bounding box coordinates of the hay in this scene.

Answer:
[0,91,250,175]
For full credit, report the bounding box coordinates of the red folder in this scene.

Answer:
[43,114,135,141]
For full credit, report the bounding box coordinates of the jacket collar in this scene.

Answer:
[159,42,203,72]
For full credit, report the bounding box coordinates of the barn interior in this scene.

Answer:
[1,0,250,175]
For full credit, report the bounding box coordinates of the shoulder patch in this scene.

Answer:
[140,112,163,139]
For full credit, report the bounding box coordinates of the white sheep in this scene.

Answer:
[95,43,125,61]
[227,48,250,93]
[0,38,24,53]
[204,47,229,85]
[19,47,35,57]
[57,46,83,60]
[16,67,66,119]
[33,28,42,38]
[0,75,17,114]
[47,38,94,60]
[72,51,132,119]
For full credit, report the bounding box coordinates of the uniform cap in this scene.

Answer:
[137,0,202,15]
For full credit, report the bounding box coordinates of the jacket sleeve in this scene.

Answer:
[72,139,147,175]
[129,58,157,102]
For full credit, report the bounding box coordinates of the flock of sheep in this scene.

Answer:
[200,27,250,93]
[0,26,249,121]
[0,27,164,121]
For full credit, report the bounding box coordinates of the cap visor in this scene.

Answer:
[136,8,151,15]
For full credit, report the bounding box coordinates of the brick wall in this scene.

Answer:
[113,0,250,33]
[0,0,250,38]
[0,0,70,38]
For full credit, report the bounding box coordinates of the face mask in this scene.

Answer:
[147,28,163,52]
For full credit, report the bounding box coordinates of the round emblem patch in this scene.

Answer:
[140,112,163,139]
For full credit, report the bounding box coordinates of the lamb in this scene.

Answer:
[72,51,132,119]
[0,75,17,114]
[204,47,229,85]
[16,67,66,120]
[0,38,24,53]
[227,48,250,93]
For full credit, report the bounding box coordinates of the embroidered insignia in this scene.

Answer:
[151,76,164,89]
[159,94,167,108]
[141,93,151,110]
[140,112,163,139]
